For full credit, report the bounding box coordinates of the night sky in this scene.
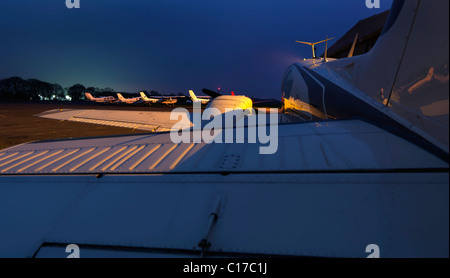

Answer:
[0,0,392,99]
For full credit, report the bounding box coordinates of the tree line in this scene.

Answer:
[0,76,185,101]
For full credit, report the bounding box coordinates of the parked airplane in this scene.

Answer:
[283,0,448,156]
[0,0,447,258]
[161,97,177,106]
[139,92,160,104]
[116,93,142,104]
[189,90,211,104]
[84,92,117,103]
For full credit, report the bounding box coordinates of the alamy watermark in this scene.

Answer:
[170,103,279,155]
[66,0,80,9]
[66,244,80,258]
[366,244,380,258]
[365,0,380,9]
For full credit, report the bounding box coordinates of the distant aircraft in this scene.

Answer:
[189,90,211,104]
[140,92,184,106]
[84,92,117,103]
[160,97,177,106]
[139,92,160,104]
[116,93,142,104]
[0,0,448,258]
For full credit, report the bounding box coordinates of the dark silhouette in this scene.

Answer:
[0,77,61,101]
[0,76,172,102]
[67,84,86,101]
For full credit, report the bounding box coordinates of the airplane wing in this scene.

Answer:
[0,119,447,258]
[151,96,186,99]
[0,119,445,175]
[35,109,192,132]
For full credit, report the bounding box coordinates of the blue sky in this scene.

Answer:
[0,0,392,98]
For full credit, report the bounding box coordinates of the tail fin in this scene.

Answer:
[189,90,199,101]
[117,93,125,100]
[84,93,94,100]
[353,0,449,152]
[140,92,149,101]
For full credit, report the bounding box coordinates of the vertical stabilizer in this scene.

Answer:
[140,92,149,101]
[352,0,449,152]
[189,90,199,102]
[84,93,94,100]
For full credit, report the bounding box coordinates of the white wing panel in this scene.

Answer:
[0,120,446,175]
[36,109,192,132]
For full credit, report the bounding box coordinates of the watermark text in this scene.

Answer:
[66,0,80,9]
[170,104,279,155]
[366,0,380,9]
